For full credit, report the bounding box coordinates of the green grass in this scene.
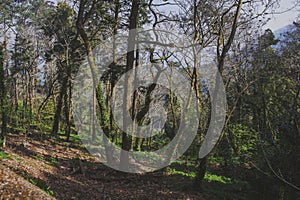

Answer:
[23,172,54,196]
[32,155,45,162]
[70,133,81,142]
[166,167,196,178]
[45,156,59,167]
[204,172,232,184]
[0,151,7,159]
[15,157,23,161]
[172,160,196,167]
[166,165,233,184]
[14,127,26,132]
[165,163,250,199]
[209,156,225,165]
[32,154,59,167]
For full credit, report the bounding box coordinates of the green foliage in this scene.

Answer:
[45,157,59,167]
[228,124,259,161]
[70,133,81,143]
[0,1,299,198]
[166,167,196,178]
[147,131,170,150]
[204,172,232,184]
[0,151,7,159]
[32,155,44,162]
[172,160,196,167]
[166,165,232,184]
[23,172,54,197]
[14,157,23,161]
[209,156,225,165]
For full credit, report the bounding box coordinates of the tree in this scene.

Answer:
[0,43,7,148]
[0,0,14,148]
[249,24,300,196]
[119,0,139,171]
[42,2,83,139]
[169,0,280,187]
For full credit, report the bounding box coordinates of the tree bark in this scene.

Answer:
[64,80,72,142]
[51,74,68,137]
[120,0,139,171]
[76,0,114,165]
[0,42,7,148]
[194,0,243,188]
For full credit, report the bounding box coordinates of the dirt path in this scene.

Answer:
[0,132,207,199]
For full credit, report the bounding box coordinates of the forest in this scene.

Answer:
[0,0,299,199]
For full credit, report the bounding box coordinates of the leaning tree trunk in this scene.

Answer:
[193,0,243,188]
[76,0,117,166]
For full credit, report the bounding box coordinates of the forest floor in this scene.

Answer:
[0,131,212,199]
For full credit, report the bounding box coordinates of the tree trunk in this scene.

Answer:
[64,80,72,142]
[0,43,7,148]
[76,0,116,166]
[193,0,243,187]
[13,77,19,112]
[120,0,139,171]
[52,75,68,137]
[194,156,208,189]
[28,69,33,121]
